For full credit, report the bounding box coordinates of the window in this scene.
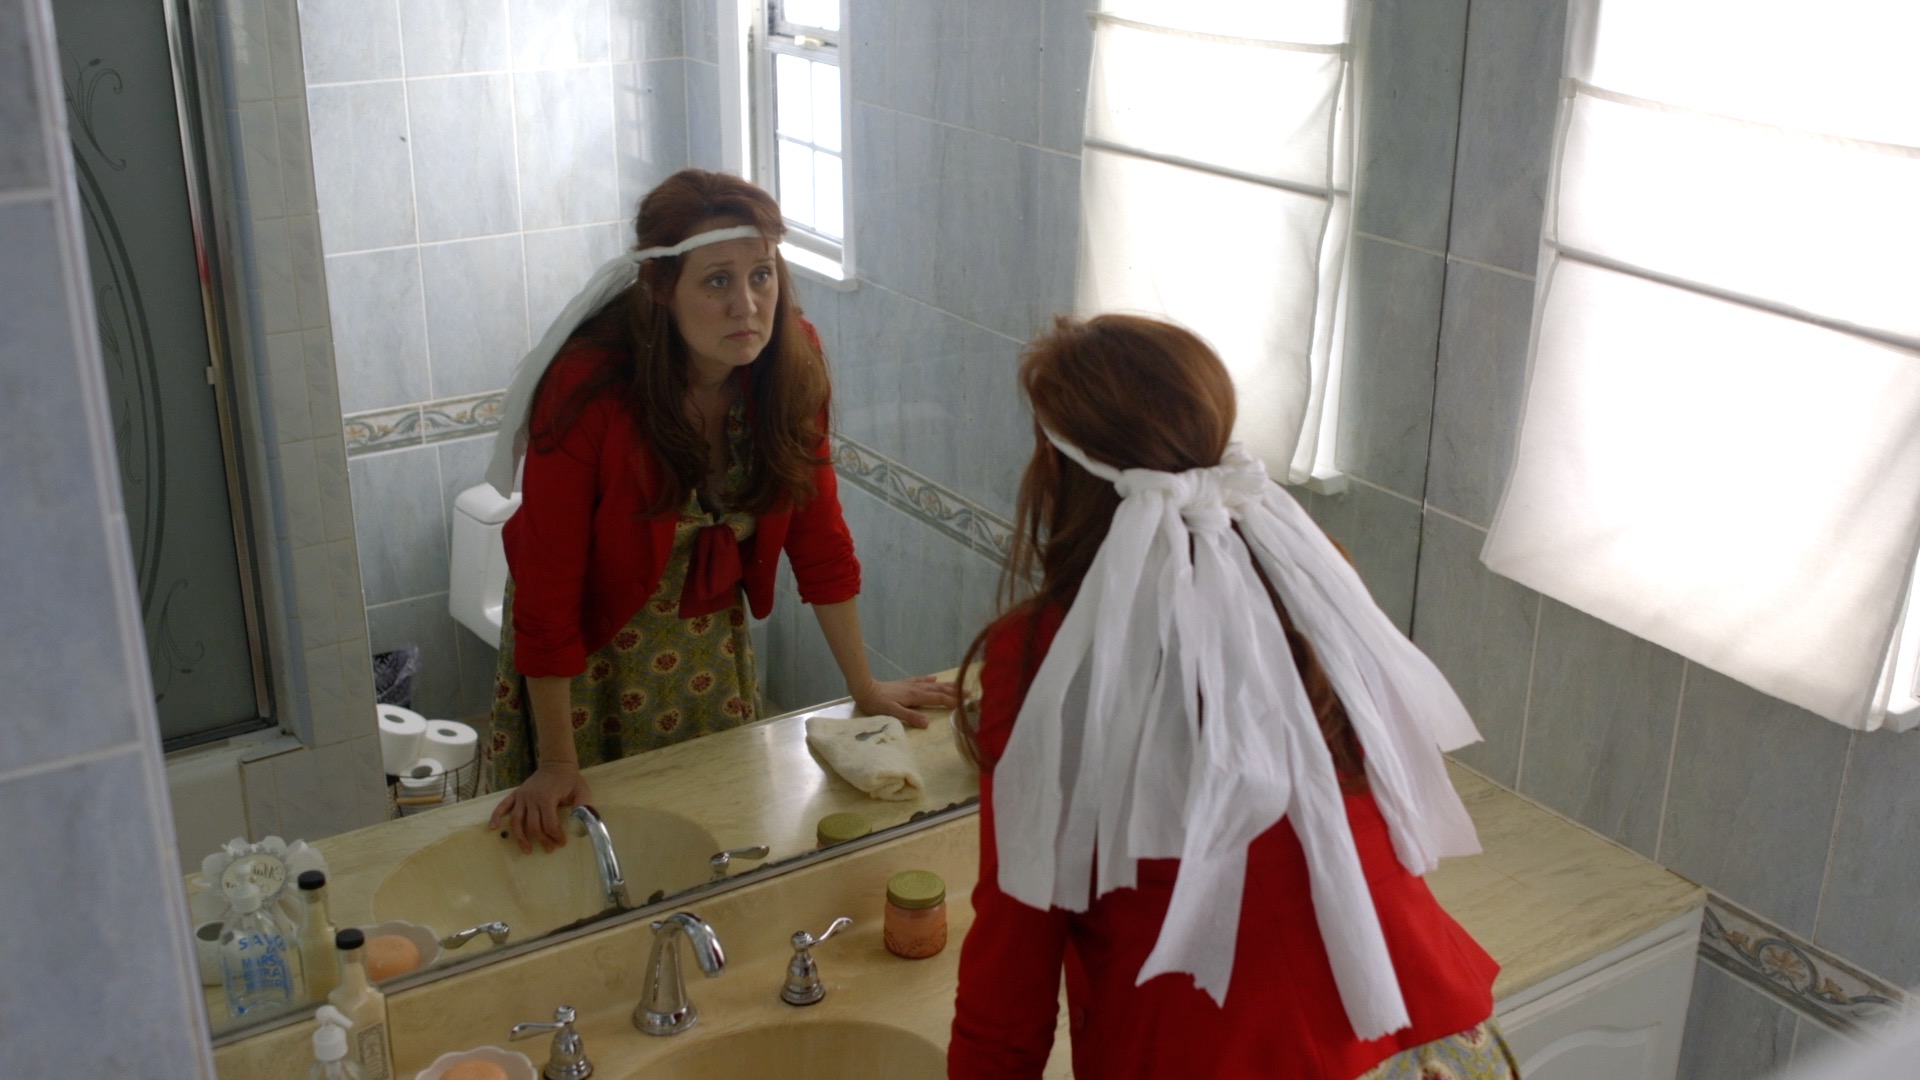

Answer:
[1481,0,1920,730]
[1074,0,1357,486]
[738,0,851,281]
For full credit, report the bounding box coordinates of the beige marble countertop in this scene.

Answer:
[214,757,1703,1078]
[198,685,978,1028]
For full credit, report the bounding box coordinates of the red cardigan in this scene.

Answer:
[949,605,1500,1080]
[502,342,861,677]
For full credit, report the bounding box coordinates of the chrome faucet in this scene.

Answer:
[568,805,631,911]
[635,912,726,1035]
[708,843,770,881]
[509,1004,593,1080]
[440,920,511,950]
[781,916,852,1005]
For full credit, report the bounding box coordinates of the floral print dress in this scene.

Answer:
[1356,1021,1523,1080]
[485,400,759,791]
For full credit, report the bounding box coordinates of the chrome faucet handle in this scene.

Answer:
[781,916,853,1006]
[708,843,771,881]
[568,805,632,910]
[509,1004,593,1080]
[440,920,511,949]
[635,912,727,1036]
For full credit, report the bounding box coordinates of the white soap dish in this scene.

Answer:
[413,1046,536,1080]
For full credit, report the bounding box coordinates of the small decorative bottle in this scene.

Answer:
[219,882,297,1018]
[328,929,396,1080]
[296,869,340,1002]
[883,870,948,959]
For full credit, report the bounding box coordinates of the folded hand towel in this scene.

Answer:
[805,715,924,801]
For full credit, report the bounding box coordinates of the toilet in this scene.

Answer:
[448,484,521,648]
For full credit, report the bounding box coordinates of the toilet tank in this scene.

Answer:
[449,484,521,648]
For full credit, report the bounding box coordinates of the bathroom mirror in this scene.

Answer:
[53,0,1468,1049]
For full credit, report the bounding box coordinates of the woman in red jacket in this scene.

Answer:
[483,170,955,853]
[949,315,1518,1079]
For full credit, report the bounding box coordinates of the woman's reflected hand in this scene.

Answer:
[486,763,593,854]
[854,675,963,729]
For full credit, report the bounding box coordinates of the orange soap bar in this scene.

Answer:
[363,934,421,980]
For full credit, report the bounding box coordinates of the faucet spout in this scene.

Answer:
[568,805,631,911]
[635,912,726,1036]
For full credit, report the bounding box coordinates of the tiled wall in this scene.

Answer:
[303,0,694,722]
[211,0,390,847]
[0,0,216,1072]
[1332,0,1911,1074]
[755,0,1090,704]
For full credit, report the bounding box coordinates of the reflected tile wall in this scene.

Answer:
[420,235,531,398]
[302,0,688,689]
[407,74,519,243]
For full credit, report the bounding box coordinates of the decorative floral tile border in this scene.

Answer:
[832,437,1012,564]
[1699,891,1905,1037]
[344,391,504,457]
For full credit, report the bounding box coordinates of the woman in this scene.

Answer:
[948,315,1516,1079]
[483,169,956,854]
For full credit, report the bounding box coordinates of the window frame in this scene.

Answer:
[737,0,855,284]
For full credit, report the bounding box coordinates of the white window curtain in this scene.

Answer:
[1482,0,1920,730]
[1075,0,1355,484]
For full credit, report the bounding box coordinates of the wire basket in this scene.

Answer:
[387,756,481,818]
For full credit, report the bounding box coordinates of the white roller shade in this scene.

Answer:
[1483,0,1920,729]
[1076,2,1355,484]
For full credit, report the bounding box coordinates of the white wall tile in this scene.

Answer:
[297,0,405,84]
[513,66,620,230]
[400,0,511,76]
[407,73,521,241]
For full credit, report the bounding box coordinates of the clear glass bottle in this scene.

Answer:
[328,929,395,1080]
[883,870,947,959]
[219,882,297,1018]
[296,870,340,1002]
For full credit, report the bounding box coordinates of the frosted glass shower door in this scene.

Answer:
[54,0,268,747]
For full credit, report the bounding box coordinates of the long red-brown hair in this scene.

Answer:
[531,169,829,515]
[956,315,1364,785]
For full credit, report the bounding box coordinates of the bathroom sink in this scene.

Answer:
[371,805,721,949]
[637,1020,945,1080]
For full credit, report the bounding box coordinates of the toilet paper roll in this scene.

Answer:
[422,720,479,772]
[398,757,447,791]
[377,705,428,775]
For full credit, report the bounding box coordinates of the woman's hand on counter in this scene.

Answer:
[487,762,594,854]
[855,675,963,729]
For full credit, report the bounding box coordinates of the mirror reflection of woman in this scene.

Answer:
[949,316,1515,1079]
[482,169,957,854]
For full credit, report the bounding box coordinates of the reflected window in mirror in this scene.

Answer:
[753,0,850,280]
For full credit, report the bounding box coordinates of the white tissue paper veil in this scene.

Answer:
[483,224,764,497]
[991,432,1483,1040]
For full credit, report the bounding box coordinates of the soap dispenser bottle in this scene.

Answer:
[327,929,395,1080]
[220,882,297,1018]
[308,1005,364,1079]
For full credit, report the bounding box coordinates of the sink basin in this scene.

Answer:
[371,805,721,948]
[640,1020,945,1080]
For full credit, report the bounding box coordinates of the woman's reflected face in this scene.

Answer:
[669,221,779,378]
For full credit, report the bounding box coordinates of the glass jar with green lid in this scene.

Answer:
[884,870,947,959]
[816,811,873,848]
